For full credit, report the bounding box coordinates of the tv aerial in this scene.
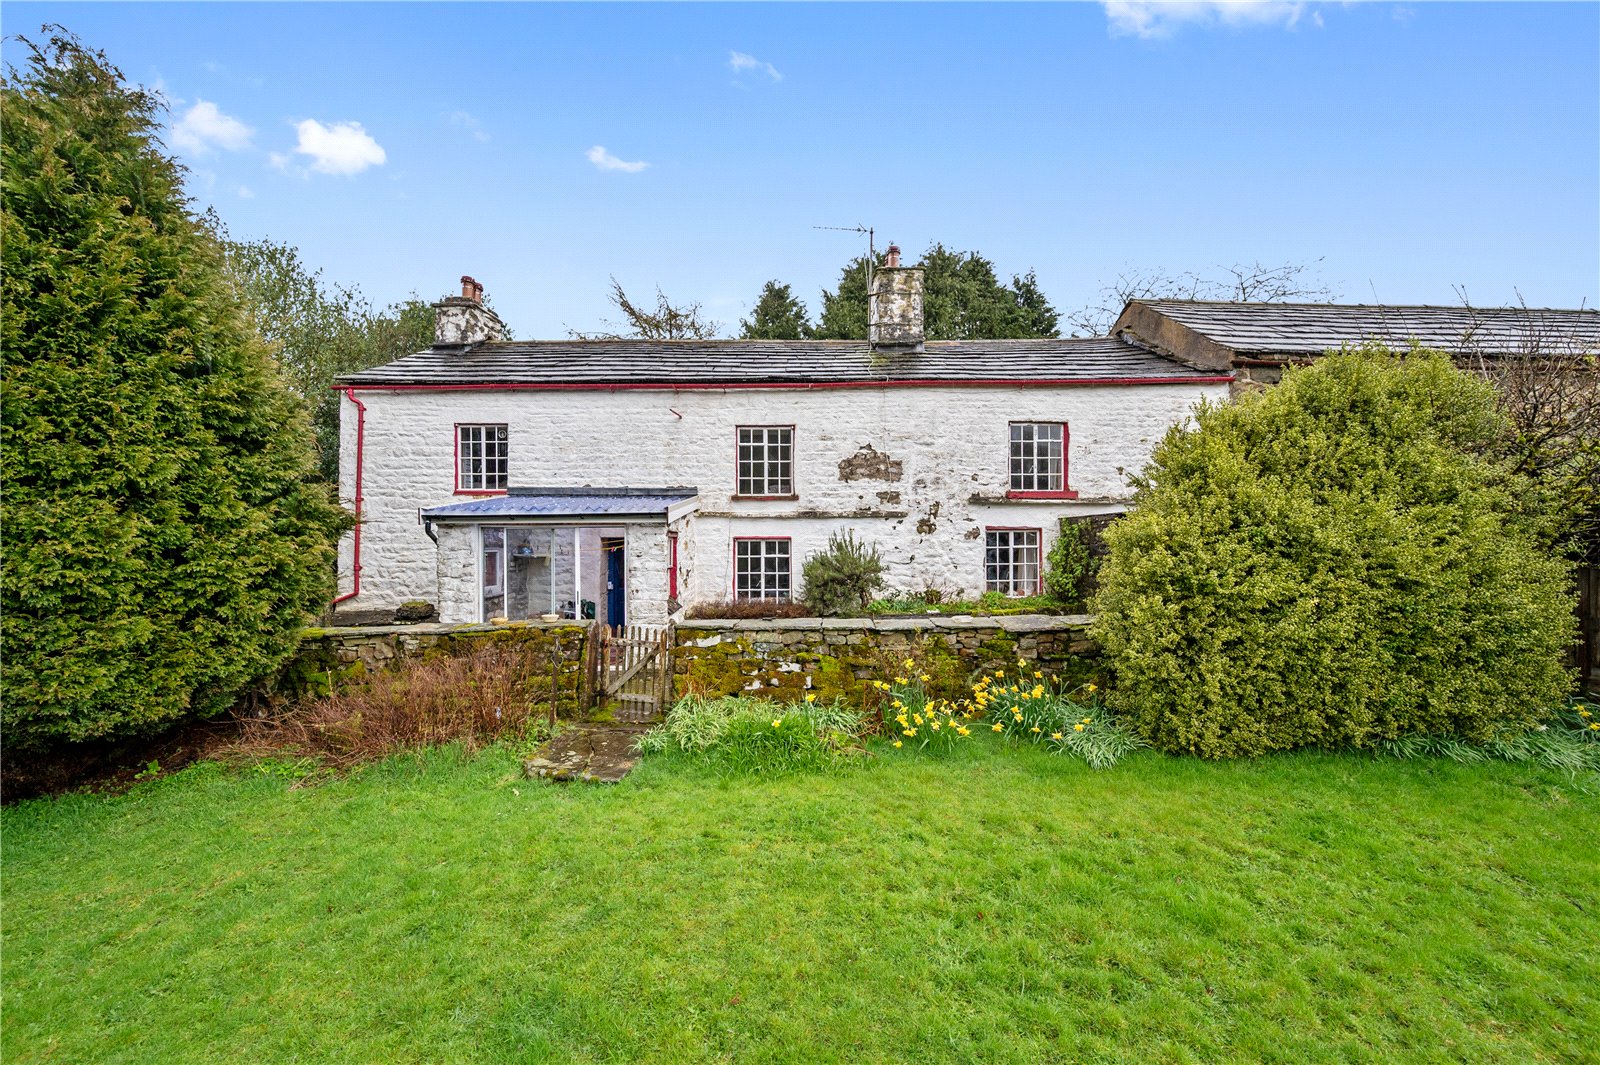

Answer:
[813,224,878,291]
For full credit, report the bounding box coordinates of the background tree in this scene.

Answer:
[809,245,1060,341]
[1,30,349,752]
[218,232,437,482]
[1091,347,1573,759]
[1065,259,1338,336]
[572,277,719,340]
[740,280,812,339]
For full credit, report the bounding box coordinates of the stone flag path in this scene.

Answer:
[523,722,653,783]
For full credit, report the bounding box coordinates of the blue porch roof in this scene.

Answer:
[421,487,698,523]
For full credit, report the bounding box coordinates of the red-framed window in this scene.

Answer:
[736,425,796,498]
[734,537,792,601]
[667,531,680,600]
[985,527,1042,596]
[456,423,509,494]
[1007,421,1076,499]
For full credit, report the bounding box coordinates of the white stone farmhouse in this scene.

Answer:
[331,263,1233,626]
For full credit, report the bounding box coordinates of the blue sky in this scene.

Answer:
[7,2,1598,337]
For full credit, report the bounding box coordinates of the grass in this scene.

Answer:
[867,591,1077,617]
[3,739,1597,1064]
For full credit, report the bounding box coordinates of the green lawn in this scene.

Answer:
[3,739,1595,1064]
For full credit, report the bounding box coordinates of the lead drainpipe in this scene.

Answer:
[332,387,367,605]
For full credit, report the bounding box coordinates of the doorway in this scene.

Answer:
[602,536,625,628]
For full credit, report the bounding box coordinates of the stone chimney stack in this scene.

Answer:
[868,246,924,354]
[433,274,506,348]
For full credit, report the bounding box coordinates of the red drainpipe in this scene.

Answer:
[332,387,366,605]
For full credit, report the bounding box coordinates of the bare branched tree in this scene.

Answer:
[1065,258,1338,336]
[569,277,720,340]
[1457,300,1600,563]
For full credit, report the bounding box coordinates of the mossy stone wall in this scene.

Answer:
[673,615,1100,706]
[282,621,590,704]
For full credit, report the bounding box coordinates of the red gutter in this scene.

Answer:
[332,387,367,605]
[340,375,1234,393]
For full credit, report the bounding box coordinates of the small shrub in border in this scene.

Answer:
[638,694,866,773]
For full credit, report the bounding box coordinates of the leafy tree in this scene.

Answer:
[1065,259,1338,336]
[219,233,436,482]
[572,277,719,340]
[1091,347,1573,758]
[740,280,812,339]
[811,245,1060,341]
[1,30,349,751]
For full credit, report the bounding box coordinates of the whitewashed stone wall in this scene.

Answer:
[335,382,1225,618]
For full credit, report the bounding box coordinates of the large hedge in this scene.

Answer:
[1,33,348,750]
[1091,348,1574,758]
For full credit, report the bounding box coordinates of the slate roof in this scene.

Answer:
[336,337,1225,387]
[1130,301,1600,359]
[421,486,698,523]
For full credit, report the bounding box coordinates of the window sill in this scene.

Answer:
[1005,490,1079,501]
[454,489,509,497]
[731,494,800,502]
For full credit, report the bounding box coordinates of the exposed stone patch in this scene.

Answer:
[524,723,650,783]
[838,444,904,482]
[916,501,942,535]
[876,490,902,505]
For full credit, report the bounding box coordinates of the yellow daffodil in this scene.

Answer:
[1087,683,1098,693]
[804,692,816,703]
[1030,726,1042,734]
[931,721,941,731]
[1051,732,1063,740]
[1581,708,1592,717]
[1017,658,1027,668]
[1081,717,1092,724]
[913,713,924,725]
[772,720,782,728]
[994,669,1005,678]
[1033,671,1043,679]
[904,659,915,669]
[905,727,917,737]
[1591,723,1599,731]
[920,673,931,683]
[893,739,903,748]
[957,727,971,736]
[895,676,908,685]
[1074,723,1085,732]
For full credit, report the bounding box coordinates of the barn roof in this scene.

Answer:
[335,337,1229,388]
[1122,300,1600,360]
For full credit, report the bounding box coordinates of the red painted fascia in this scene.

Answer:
[336,375,1233,394]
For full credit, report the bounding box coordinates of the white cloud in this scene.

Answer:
[728,50,782,81]
[292,119,386,175]
[1103,1,1313,38]
[449,110,491,143]
[171,99,253,154]
[585,145,649,173]
[237,185,255,199]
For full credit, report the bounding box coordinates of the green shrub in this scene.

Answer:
[801,531,886,616]
[1092,347,1575,758]
[0,33,348,750]
[1043,518,1097,606]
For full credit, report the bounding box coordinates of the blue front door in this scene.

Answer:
[603,538,625,627]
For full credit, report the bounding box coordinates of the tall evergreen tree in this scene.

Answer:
[1,31,349,751]
[739,280,813,339]
[810,245,1059,340]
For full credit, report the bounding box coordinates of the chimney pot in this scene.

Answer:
[460,275,477,300]
[885,245,901,268]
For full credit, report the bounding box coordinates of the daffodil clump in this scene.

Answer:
[972,662,1145,769]
[874,659,974,753]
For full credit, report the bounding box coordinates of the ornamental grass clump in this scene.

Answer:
[638,693,866,773]
[1092,347,1575,759]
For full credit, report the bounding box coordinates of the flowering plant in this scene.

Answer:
[874,658,974,753]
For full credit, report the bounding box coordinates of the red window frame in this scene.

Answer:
[984,525,1044,596]
[454,422,509,496]
[732,536,793,602]
[733,424,798,500]
[1006,421,1077,500]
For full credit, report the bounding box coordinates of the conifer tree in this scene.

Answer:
[739,280,812,339]
[1,30,349,750]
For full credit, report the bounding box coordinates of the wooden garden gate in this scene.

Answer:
[584,624,672,722]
